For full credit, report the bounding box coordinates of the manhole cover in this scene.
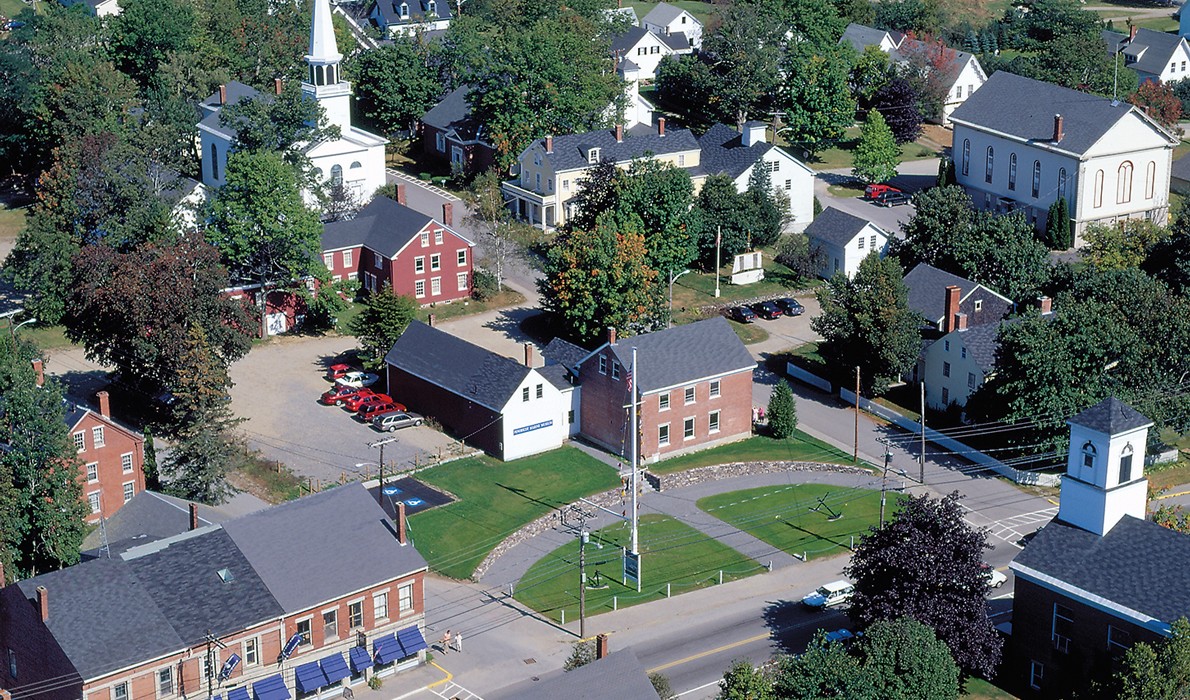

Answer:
[523,658,536,664]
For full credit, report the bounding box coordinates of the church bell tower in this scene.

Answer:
[302,0,353,133]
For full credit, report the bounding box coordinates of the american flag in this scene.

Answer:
[626,371,633,394]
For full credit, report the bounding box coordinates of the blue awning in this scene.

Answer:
[349,646,373,672]
[294,662,327,694]
[396,626,428,656]
[229,688,250,700]
[253,674,292,700]
[320,653,351,684]
[373,633,402,665]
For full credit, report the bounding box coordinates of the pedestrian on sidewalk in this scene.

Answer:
[452,631,463,653]
[440,629,452,654]
[758,406,766,422]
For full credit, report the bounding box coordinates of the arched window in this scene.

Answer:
[1117,161,1134,204]
[331,164,343,186]
[1031,160,1041,198]
[1120,443,1135,483]
[1094,170,1104,208]
[961,139,970,176]
[985,146,994,184]
[1008,153,1017,191]
[1058,168,1067,200]
[1082,441,1097,470]
[350,161,362,169]
[327,65,336,84]
[1146,161,1156,199]
[210,144,219,181]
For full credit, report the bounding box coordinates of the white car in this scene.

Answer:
[335,371,379,389]
[802,580,854,609]
[984,566,1008,589]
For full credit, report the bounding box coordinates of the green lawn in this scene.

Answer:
[962,677,1020,700]
[407,447,620,580]
[809,127,943,171]
[513,513,762,622]
[16,324,73,351]
[0,0,32,20]
[651,433,864,475]
[621,0,718,27]
[698,484,899,560]
[669,249,819,325]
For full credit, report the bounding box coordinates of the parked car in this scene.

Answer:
[773,298,804,316]
[4,20,26,30]
[751,301,783,320]
[874,191,912,207]
[802,580,855,609]
[326,363,352,381]
[335,371,380,389]
[823,628,857,644]
[727,306,757,323]
[372,411,425,432]
[343,392,394,412]
[358,401,404,422]
[321,385,372,406]
[984,565,1008,589]
[864,183,901,200]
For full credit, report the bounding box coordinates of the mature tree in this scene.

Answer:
[464,170,519,290]
[774,631,873,699]
[745,161,788,249]
[845,492,1001,677]
[717,659,775,700]
[1145,199,1190,295]
[689,175,752,269]
[835,0,876,25]
[351,38,445,135]
[1001,0,1101,49]
[1112,617,1190,700]
[874,0,942,34]
[897,34,962,123]
[539,216,660,344]
[221,82,337,163]
[566,159,624,232]
[656,54,739,130]
[1084,219,1171,271]
[852,109,900,184]
[855,618,961,700]
[776,233,827,283]
[1172,78,1190,116]
[850,45,892,105]
[811,254,922,394]
[143,427,162,492]
[162,324,242,504]
[65,235,253,396]
[769,0,848,50]
[871,78,923,145]
[767,380,798,438]
[1153,504,1190,535]
[1130,80,1183,131]
[0,335,89,578]
[936,157,955,188]
[782,44,857,154]
[348,286,420,367]
[1045,197,1071,250]
[110,0,197,87]
[650,673,677,700]
[1027,32,1137,96]
[618,160,698,275]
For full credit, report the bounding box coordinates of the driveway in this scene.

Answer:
[814,158,941,237]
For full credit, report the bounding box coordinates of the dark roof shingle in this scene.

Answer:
[321,196,438,257]
[903,263,981,322]
[487,649,657,700]
[804,207,880,247]
[697,123,774,180]
[1102,28,1185,78]
[1068,397,1153,434]
[597,317,755,394]
[539,126,700,172]
[421,86,485,143]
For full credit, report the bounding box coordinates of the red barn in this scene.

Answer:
[322,195,475,304]
[63,390,146,523]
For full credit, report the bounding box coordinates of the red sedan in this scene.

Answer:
[321,385,373,406]
[357,401,404,422]
[343,392,393,412]
[326,363,352,381]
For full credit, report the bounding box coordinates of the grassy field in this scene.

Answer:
[698,484,899,560]
[669,251,819,324]
[621,0,718,27]
[962,677,1020,700]
[651,433,865,474]
[15,324,72,350]
[810,126,944,171]
[513,513,762,622]
[408,447,620,580]
[0,204,27,241]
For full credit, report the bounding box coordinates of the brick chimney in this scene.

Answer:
[595,633,609,659]
[1053,114,1064,143]
[396,502,408,545]
[954,311,969,332]
[1038,295,1053,315]
[1130,24,1138,41]
[36,585,48,622]
[524,343,534,367]
[396,184,407,205]
[219,84,227,105]
[657,117,666,137]
[943,285,961,332]
[607,327,617,345]
[31,359,43,387]
[545,135,554,154]
[442,202,453,227]
[615,124,623,143]
[97,391,110,418]
[189,503,199,531]
[274,77,283,96]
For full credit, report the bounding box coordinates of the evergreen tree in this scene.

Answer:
[1046,197,1071,250]
[963,30,980,54]
[935,157,956,188]
[348,285,420,368]
[767,380,798,439]
[143,426,161,492]
[852,110,900,185]
[745,159,785,248]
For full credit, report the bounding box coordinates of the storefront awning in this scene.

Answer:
[349,646,374,672]
[228,687,251,700]
[372,634,402,665]
[396,626,428,657]
[253,674,292,700]
[320,653,351,685]
[295,662,328,694]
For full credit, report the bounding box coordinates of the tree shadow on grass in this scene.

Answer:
[495,482,565,511]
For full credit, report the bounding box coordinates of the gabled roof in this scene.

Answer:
[642,1,696,27]
[590,317,755,394]
[321,196,472,258]
[657,30,691,51]
[953,320,1005,369]
[81,491,240,556]
[384,321,533,411]
[542,337,589,372]
[950,71,1176,156]
[200,81,262,112]
[537,364,575,392]
[804,206,884,247]
[63,402,141,442]
[611,25,666,56]
[372,0,451,25]
[1102,28,1186,77]
[487,649,658,700]
[697,123,776,180]
[534,125,700,173]
[839,22,901,52]
[421,85,486,144]
[903,263,1010,325]
[889,38,978,83]
[1012,516,1190,628]
[1067,397,1153,435]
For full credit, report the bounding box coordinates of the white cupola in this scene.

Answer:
[301,0,353,132]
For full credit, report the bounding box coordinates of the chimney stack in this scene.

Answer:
[442,203,453,227]
[396,502,408,545]
[219,84,227,106]
[943,285,961,333]
[607,327,617,345]
[1053,114,1064,143]
[1130,24,1138,41]
[615,124,623,143]
[97,391,110,419]
[524,343,534,367]
[954,311,969,332]
[274,78,283,96]
[657,117,666,137]
[596,633,609,659]
[31,359,43,388]
[545,135,554,154]
[1038,295,1053,315]
[396,184,407,205]
[36,585,48,622]
[189,503,199,531]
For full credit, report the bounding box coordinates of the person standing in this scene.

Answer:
[453,631,463,653]
[441,629,452,654]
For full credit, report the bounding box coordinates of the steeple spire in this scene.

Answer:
[306,0,342,67]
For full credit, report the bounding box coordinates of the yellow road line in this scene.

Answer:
[648,632,771,674]
[1045,497,1060,506]
[1156,490,1190,500]
[426,661,453,689]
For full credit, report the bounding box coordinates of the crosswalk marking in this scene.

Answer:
[961,505,1058,550]
[429,681,483,700]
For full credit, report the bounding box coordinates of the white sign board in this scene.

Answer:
[731,251,765,285]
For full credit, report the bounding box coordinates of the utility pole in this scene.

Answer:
[919,382,926,484]
[879,442,892,529]
[563,503,597,638]
[205,632,227,700]
[369,436,400,504]
[853,366,860,464]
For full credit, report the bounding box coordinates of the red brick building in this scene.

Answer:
[576,317,755,463]
[321,193,475,304]
[419,86,497,179]
[0,484,429,700]
[64,389,145,523]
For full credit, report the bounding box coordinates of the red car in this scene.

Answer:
[343,392,394,412]
[864,183,901,200]
[326,363,352,381]
[321,385,373,406]
[357,401,404,422]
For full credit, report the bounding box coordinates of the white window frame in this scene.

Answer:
[343,249,353,267]
[376,590,392,621]
[322,607,338,641]
[598,356,607,375]
[435,132,445,151]
[121,453,133,473]
[399,583,414,614]
[88,491,101,514]
[415,280,425,298]
[113,681,129,700]
[684,386,695,405]
[348,599,364,629]
[658,424,670,446]
[709,410,721,434]
[457,272,468,291]
[415,256,425,273]
[86,462,99,483]
[435,230,443,245]
[243,637,260,666]
[611,362,620,380]
[296,616,313,646]
[430,253,441,271]
[683,417,695,440]
[1108,625,1132,652]
[122,482,135,503]
[157,667,174,697]
[374,251,383,268]
[74,431,85,452]
[709,380,720,398]
[323,253,334,268]
[431,277,441,296]
[92,426,105,448]
[420,231,430,247]
[659,393,670,411]
[457,249,467,266]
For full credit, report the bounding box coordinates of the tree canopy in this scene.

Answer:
[852,109,900,184]
[350,38,445,136]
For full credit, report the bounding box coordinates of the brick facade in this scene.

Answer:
[71,394,145,523]
[420,123,496,178]
[323,218,473,305]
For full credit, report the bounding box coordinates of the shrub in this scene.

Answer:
[471,269,499,301]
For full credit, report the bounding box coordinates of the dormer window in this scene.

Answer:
[399,2,408,18]
[427,0,436,14]
[1120,444,1134,483]
[1082,442,1097,470]
[588,148,600,164]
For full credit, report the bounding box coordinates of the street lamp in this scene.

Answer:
[9,316,36,340]
[668,269,691,327]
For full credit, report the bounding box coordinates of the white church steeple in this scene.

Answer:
[302,0,353,132]
[1057,397,1153,537]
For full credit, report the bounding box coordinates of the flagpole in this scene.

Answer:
[714,226,722,298]
[631,346,639,558]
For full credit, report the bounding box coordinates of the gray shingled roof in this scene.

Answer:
[804,206,878,247]
[1173,152,1190,182]
[1102,28,1186,78]
[421,85,485,143]
[596,317,755,394]
[487,649,657,700]
[538,125,699,172]
[384,320,532,411]
[611,25,655,56]
[372,0,451,25]
[81,491,235,555]
[952,320,1013,370]
[697,123,775,180]
[903,263,982,323]
[537,364,575,392]
[950,71,1165,156]
[200,81,262,111]
[223,483,426,613]
[1013,516,1190,625]
[890,38,977,76]
[1068,397,1153,434]
[657,30,690,51]
[839,22,895,52]
[542,337,588,372]
[322,196,456,257]
[642,1,689,27]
